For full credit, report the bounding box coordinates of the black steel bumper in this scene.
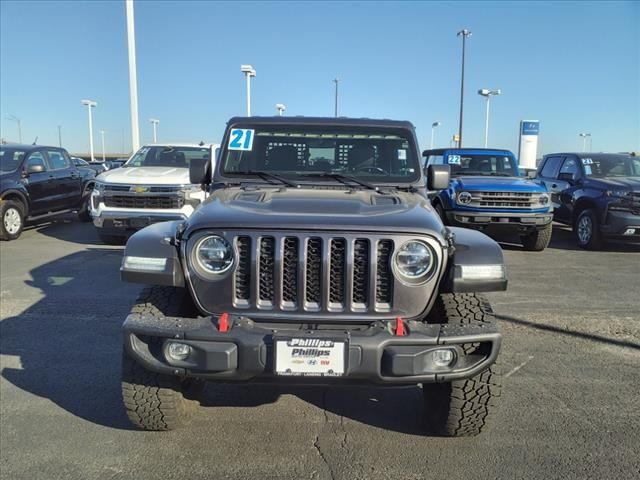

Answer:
[446,210,553,233]
[601,210,640,243]
[123,313,501,385]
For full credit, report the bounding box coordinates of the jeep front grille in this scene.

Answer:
[231,233,396,313]
[467,191,539,209]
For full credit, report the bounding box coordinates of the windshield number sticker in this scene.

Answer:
[582,158,593,165]
[448,155,461,165]
[228,129,254,151]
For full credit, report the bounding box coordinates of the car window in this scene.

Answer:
[74,158,89,166]
[0,147,27,172]
[46,150,71,170]
[426,155,444,166]
[25,152,48,171]
[444,153,518,176]
[559,157,580,177]
[540,156,562,178]
[124,146,210,168]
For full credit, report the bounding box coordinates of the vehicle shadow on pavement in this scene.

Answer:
[23,214,106,245]
[1,248,137,430]
[497,314,640,351]
[497,224,640,253]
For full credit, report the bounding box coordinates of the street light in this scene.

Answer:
[478,88,501,148]
[149,118,160,143]
[6,115,22,143]
[240,64,256,116]
[275,104,286,116]
[430,122,441,149]
[333,78,340,117]
[57,125,62,147]
[100,130,106,162]
[456,28,472,148]
[81,99,97,161]
[579,133,592,152]
[126,0,140,152]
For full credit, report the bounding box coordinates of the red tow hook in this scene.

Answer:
[395,317,406,336]
[217,312,230,333]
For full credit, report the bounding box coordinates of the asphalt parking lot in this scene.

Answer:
[1,217,639,480]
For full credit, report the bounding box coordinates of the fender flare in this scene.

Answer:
[0,189,30,216]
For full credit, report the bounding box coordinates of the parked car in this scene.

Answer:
[423,148,553,251]
[536,152,640,248]
[0,144,95,240]
[90,143,219,244]
[105,159,127,170]
[120,116,506,435]
[71,157,108,174]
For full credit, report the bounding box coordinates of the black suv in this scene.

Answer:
[119,117,507,436]
[0,144,96,240]
[537,152,640,248]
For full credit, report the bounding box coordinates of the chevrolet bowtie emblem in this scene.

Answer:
[131,186,149,193]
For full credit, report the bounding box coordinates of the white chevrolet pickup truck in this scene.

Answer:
[90,143,219,244]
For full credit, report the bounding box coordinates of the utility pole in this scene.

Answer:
[57,125,62,147]
[149,118,159,143]
[7,115,22,143]
[81,99,97,161]
[240,65,256,116]
[126,0,140,151]
[333,78,340,117]
[100,130,106,162]
[457,29,472,148]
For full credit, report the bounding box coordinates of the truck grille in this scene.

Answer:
[232,233,396,313]
[467,191,539,209]
[104,195,183,209]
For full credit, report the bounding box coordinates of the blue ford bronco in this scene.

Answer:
[423,148,553,251]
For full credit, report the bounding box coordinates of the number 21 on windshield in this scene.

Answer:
[228,129,254,151]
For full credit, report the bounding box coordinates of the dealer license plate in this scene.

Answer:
[274,337,347,377]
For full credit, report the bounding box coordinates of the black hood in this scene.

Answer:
[585,176,640,191]
[184,187,445,239]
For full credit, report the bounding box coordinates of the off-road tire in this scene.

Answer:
[520,222,552,251]
[77,190,93,222]
[422,293,502,437]
[121,286,203,430]
[1,200,25,241]
[434,203,447,225]
[99,232,127,245]
[575,208,603,250]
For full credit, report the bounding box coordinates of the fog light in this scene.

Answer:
[623,228,636,235]
[431,349,455,367]
[166,342,191,361]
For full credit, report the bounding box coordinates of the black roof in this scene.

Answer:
[0,143,62,151]
[544,152,631,159]
[422,147,512,155]
[226,116,415,129]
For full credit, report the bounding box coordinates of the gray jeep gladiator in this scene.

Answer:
[120,117,507,436]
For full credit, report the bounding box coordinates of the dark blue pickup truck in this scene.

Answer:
[423,148,553,251]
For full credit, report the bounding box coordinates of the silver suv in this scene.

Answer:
[90,144,218,244]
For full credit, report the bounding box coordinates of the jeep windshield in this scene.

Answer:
[123,146,211,168]
[0,147,27,173]
[446,154,518,177]
[220,125,420,184]
[581,154,640,178]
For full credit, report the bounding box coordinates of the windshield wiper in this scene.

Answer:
[298,172,381,192]
[237,170,299,188]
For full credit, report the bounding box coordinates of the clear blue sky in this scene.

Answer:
[1,0,638,155]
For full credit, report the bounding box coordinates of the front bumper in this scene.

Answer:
[123,313,501,385]
[446,210,553,233]
[601,209,640,243]
[91,199,193,232]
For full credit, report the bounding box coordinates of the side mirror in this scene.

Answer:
[426,164,450,190]
[526,170,537,179]
[189,157,211,185]
[558,172,577,184]
[26,164,45,174]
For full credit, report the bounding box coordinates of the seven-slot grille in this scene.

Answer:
[466,191,539,209]
[232,234,395,313]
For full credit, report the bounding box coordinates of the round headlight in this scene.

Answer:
[195,235,233,274]
[394,241,435,280]
[539,193,550,205]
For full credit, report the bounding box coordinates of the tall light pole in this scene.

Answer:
[149,118,159,143]
[457,28,472,148]
[241,65,256,116]
[333,78,340,117]
[275,104,286,116]
[57,125,62,147]
[100,129,106,162]
[81,99,97,161]
[579,133,592,152]
[126,0,140,152]
[6,115,22,143]
[430,122,441,149]
[478,88,501,148]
